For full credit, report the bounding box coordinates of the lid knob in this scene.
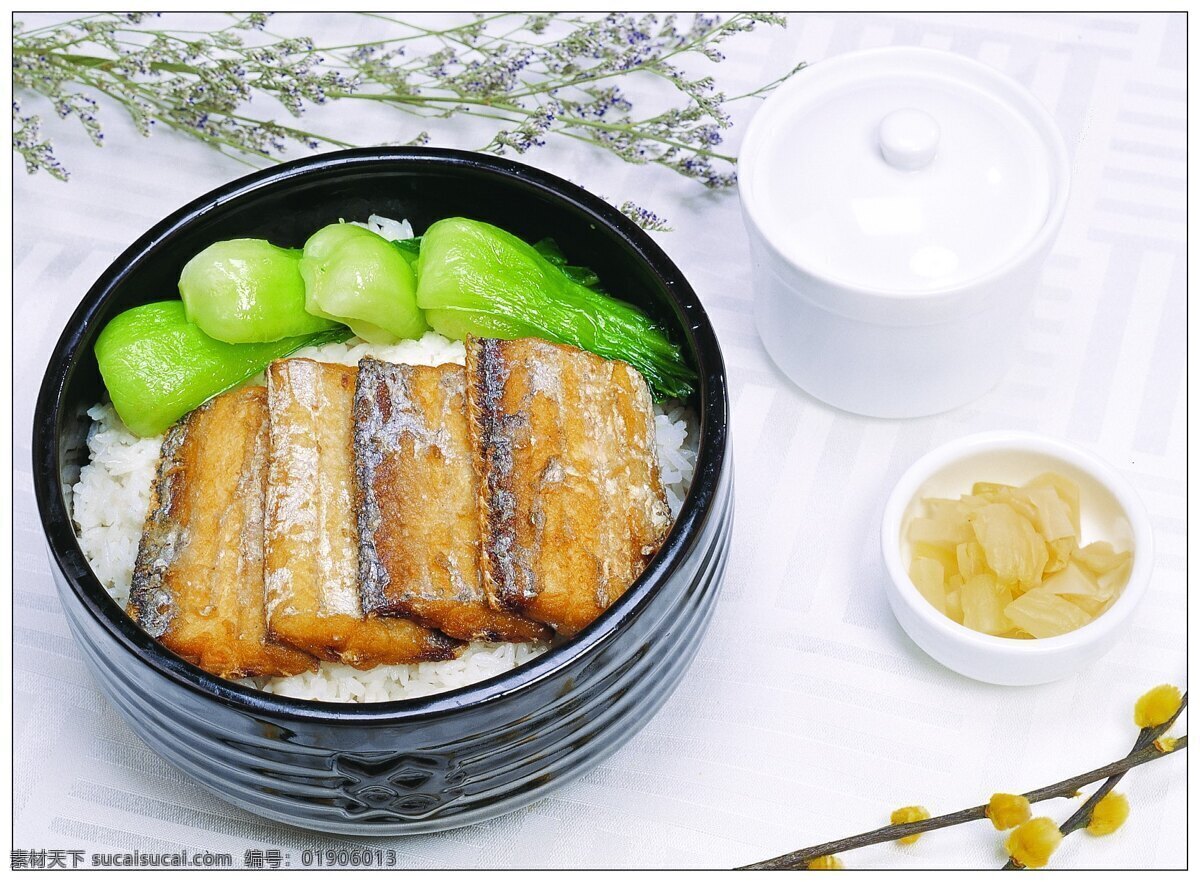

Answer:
[879,108,940,171]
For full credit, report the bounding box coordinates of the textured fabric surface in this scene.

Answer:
[13,12,1185,869]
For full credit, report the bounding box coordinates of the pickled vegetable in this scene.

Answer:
[905,472,1132,639]
[1004,588,1091,638]
[1026,472,1080,534]
[179,239,340,343]
[1097,558,1133,600]
[95,300,347,437]
[415,217,695,399]
[961,573,1012,635]
[967,504,1047,588]
[909,513,972,548]
[944,585,964,624]
[299,223,427,344]
[1043,535,1077,576]
[1073,541,1131,578]
[909,558,946,615]
[1068,594,1110,619]
[913,541,957,576]
[1040,560,1103,600]
[956,541,987,580]
[1022,484,1075,541]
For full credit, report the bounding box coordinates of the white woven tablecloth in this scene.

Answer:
[12,12,1186,869]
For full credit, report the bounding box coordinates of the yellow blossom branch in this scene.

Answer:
[1000,690,1187,869]
[740,693,1186,870]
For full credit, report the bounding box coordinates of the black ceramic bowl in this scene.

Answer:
[34,148,732,835]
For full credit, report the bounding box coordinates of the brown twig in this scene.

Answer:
[1000,692,1188,869]
[740,695,1187,871]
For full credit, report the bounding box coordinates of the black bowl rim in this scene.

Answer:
[33,146,729,724]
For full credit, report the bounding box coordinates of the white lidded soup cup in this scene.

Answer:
[739,48,1071,418]
[880,432,1153,686]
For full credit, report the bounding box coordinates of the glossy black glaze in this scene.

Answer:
[33,148,732,835]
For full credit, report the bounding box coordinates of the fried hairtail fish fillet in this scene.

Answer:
[353,358,550,643]
[466,337,671,637]
[263,358,462,669]
[129,386,316,678]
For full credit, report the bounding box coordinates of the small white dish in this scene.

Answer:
[880,431,1153,685]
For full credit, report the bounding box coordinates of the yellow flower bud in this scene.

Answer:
[1154,736,1179,753]
[890,805,931,844]
[986,792,1032,830]
[1134,684,1182,729]
[806,855,844,870]
[1005,817,1062,868]
[1086,792,1130,836]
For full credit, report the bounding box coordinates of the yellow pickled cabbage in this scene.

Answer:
[961,573,1012,635]
[905,472,1132,639]
[1004,588,1092,638]
[967,504,1047,588]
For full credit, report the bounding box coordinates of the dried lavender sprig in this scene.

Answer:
[311,12,788,187]
[12,99,69,181]
[12,12,800,226]
[13,14,354,165]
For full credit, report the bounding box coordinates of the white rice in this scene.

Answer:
[351,213,414,242]
[71,331,697,702]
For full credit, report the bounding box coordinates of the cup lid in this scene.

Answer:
[739,47,1069,299]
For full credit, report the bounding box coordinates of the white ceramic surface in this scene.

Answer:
[739,47,1071,418]
[878,108,941,172]
[880,432,1153,686]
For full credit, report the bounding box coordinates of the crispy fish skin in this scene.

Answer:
[466,337,672,637]
[129,386,317,679]
[264,358,462,669]
[353,357,550,643]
